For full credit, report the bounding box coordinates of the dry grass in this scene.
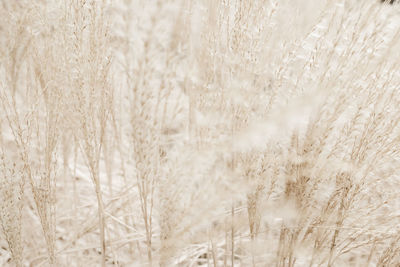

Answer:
[0,0,400,266]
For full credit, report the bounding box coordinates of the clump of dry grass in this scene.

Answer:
[0,146,25,267]
[0,0,400,266]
